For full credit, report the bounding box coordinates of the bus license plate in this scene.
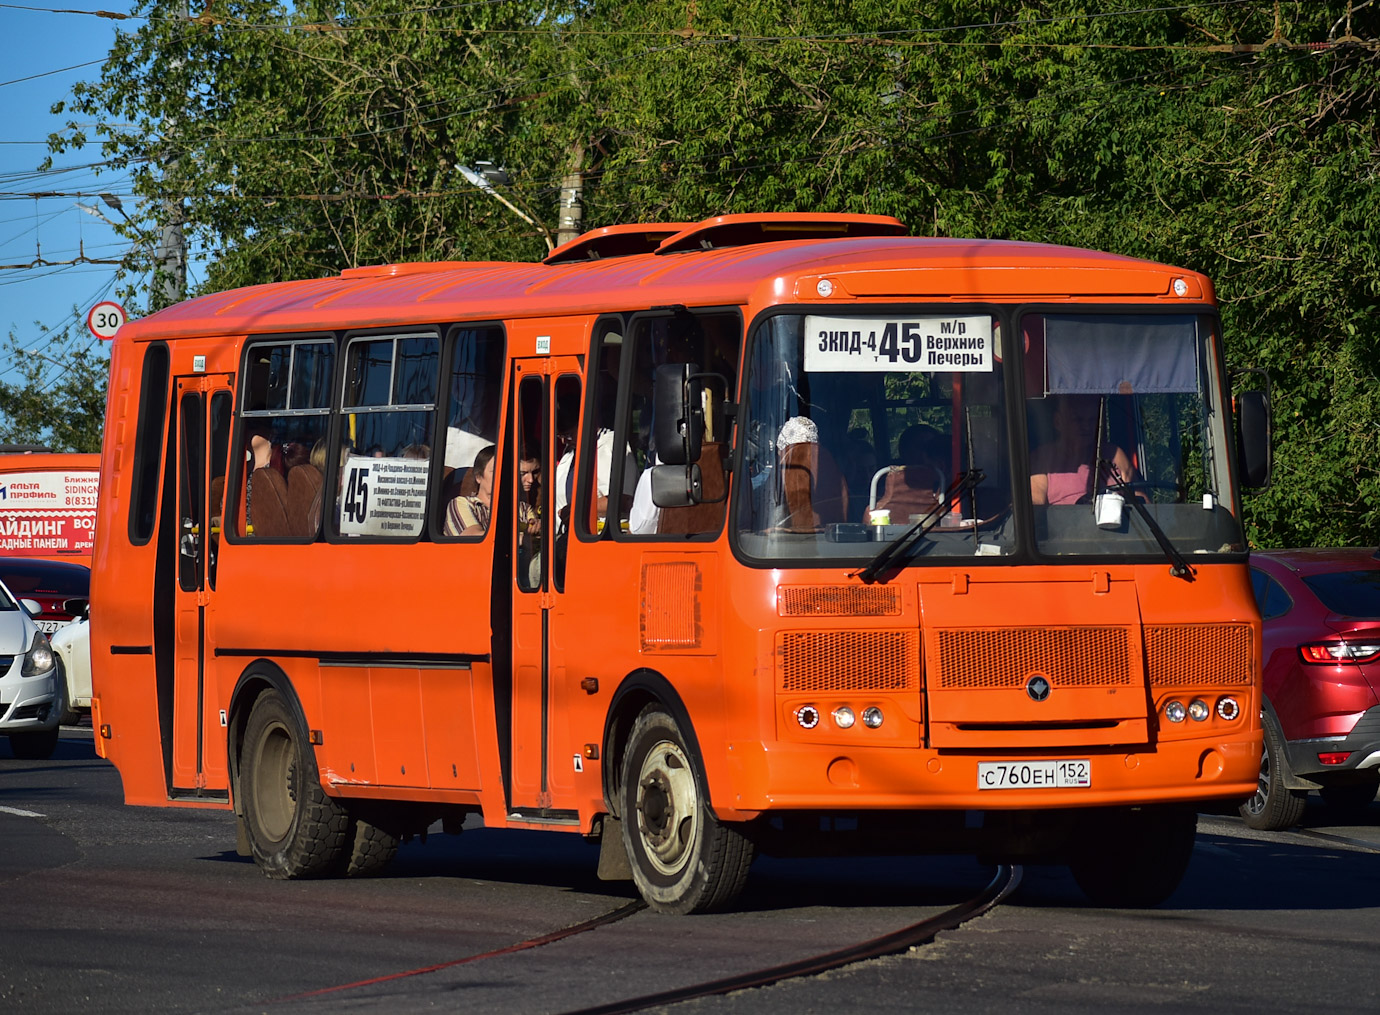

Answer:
[977,760,1091,790]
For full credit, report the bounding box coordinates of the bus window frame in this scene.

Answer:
[586,306,744,545]
[1012,303,1244,568]
[430,320,507,544]
[326,325,443,544]
[572,314,629,544]
[226,332,339,546]
[606,305,745,544]
[128,341,171,547]
[728,302,1018,571]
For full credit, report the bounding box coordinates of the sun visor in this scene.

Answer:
[1045,314,1199,395]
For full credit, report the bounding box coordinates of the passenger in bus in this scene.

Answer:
[444,444,495,536]
[771,416,849,531]
[286,440,326,539]
[518,453,541,536]
[402,444,431,461]
[244,419,291,538]
[1030,395,1135,505]
[876,423,946,520]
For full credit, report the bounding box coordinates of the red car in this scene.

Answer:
[1242,548,1380,829]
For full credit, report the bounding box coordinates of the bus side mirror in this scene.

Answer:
[1234,389,1272,489]
[651,462,704,508]
[653,362,703,467]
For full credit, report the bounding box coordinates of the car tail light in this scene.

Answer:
[1317,752,1351,766]
[1299,641,1380,664]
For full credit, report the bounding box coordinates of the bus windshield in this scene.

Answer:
[1024,312,1244,559]
[736,309,1015,561]
[734,308,1245,563]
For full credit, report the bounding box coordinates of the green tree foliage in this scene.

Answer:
[49,1,1380,546]
[0,326,109,452]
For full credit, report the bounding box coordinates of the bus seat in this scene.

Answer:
[876,466,942,521]
[778,442,848,531]
[657,442,729,535]
[248,468,291,539]
[286,465,324,539]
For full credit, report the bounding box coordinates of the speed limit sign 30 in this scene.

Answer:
[87,301,127,340]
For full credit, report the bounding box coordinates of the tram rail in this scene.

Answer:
[272,864,1022,1011]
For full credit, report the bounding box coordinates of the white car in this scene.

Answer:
[50,613,91,725]
[0,584,62,759]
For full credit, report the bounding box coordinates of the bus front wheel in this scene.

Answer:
[619,705,754,914]
[1068,804,1197,908]
[240,690,349,879]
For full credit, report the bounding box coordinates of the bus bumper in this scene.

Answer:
[722,735,1261,813]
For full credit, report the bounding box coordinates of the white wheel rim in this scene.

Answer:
[252,721,296,842]
[635,737,700,877]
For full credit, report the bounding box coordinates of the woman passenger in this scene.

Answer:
[445,444,496,536]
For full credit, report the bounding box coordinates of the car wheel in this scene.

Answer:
[239,690,349,878]
[55,659,79,727]
[8,727,59,760]
[1319,777,1379,815]
[619,705,754,914]
[1239,710,1308,831]
[1069,805,1197,908]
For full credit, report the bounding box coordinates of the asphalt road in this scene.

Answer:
[3,727,1378,1015]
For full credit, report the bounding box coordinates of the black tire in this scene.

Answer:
[1239,710,1308,831]
[239,690,349,879]
[341,814,400,877]
[8,727,59,760]
[1319,777,1379,814]
[1069,805,1197,908]
[619,706,753,914]
[55,659,80,727]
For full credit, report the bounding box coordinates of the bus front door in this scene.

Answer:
[506,359,583,820]
[166,377,233,795]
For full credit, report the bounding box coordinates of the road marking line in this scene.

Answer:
[0,805,46,818]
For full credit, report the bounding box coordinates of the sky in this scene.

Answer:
[0,1,159,387]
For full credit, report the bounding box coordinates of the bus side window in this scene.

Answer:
[438,325,505,539]
[337,332,439,541]
[238,338,335,541]
[580,322,637,536]
[623,310,741,538]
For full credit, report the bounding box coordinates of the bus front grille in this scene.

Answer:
[933,627,1133,689]
[778,630,918,691]
[1144,623,1254,687]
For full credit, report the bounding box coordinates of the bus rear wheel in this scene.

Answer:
[1069,805,1197,908]
[619,706,753,914]
[240,690,349,879]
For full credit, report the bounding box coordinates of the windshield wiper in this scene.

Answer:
[1098,460,1196,582]
[855,469,985,585]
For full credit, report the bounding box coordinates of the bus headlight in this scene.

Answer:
[1188,698,1210,722]
[832,707,856,729]
[862,707,884,729]
[1164,700,1187,723]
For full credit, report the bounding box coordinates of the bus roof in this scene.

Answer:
[118,229,1212,343]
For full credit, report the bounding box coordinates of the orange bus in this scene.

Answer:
[0,448,100,564]
[90,214,1271,912]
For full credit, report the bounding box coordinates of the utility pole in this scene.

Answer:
[556,142,584,248]
[152,0,189,311]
